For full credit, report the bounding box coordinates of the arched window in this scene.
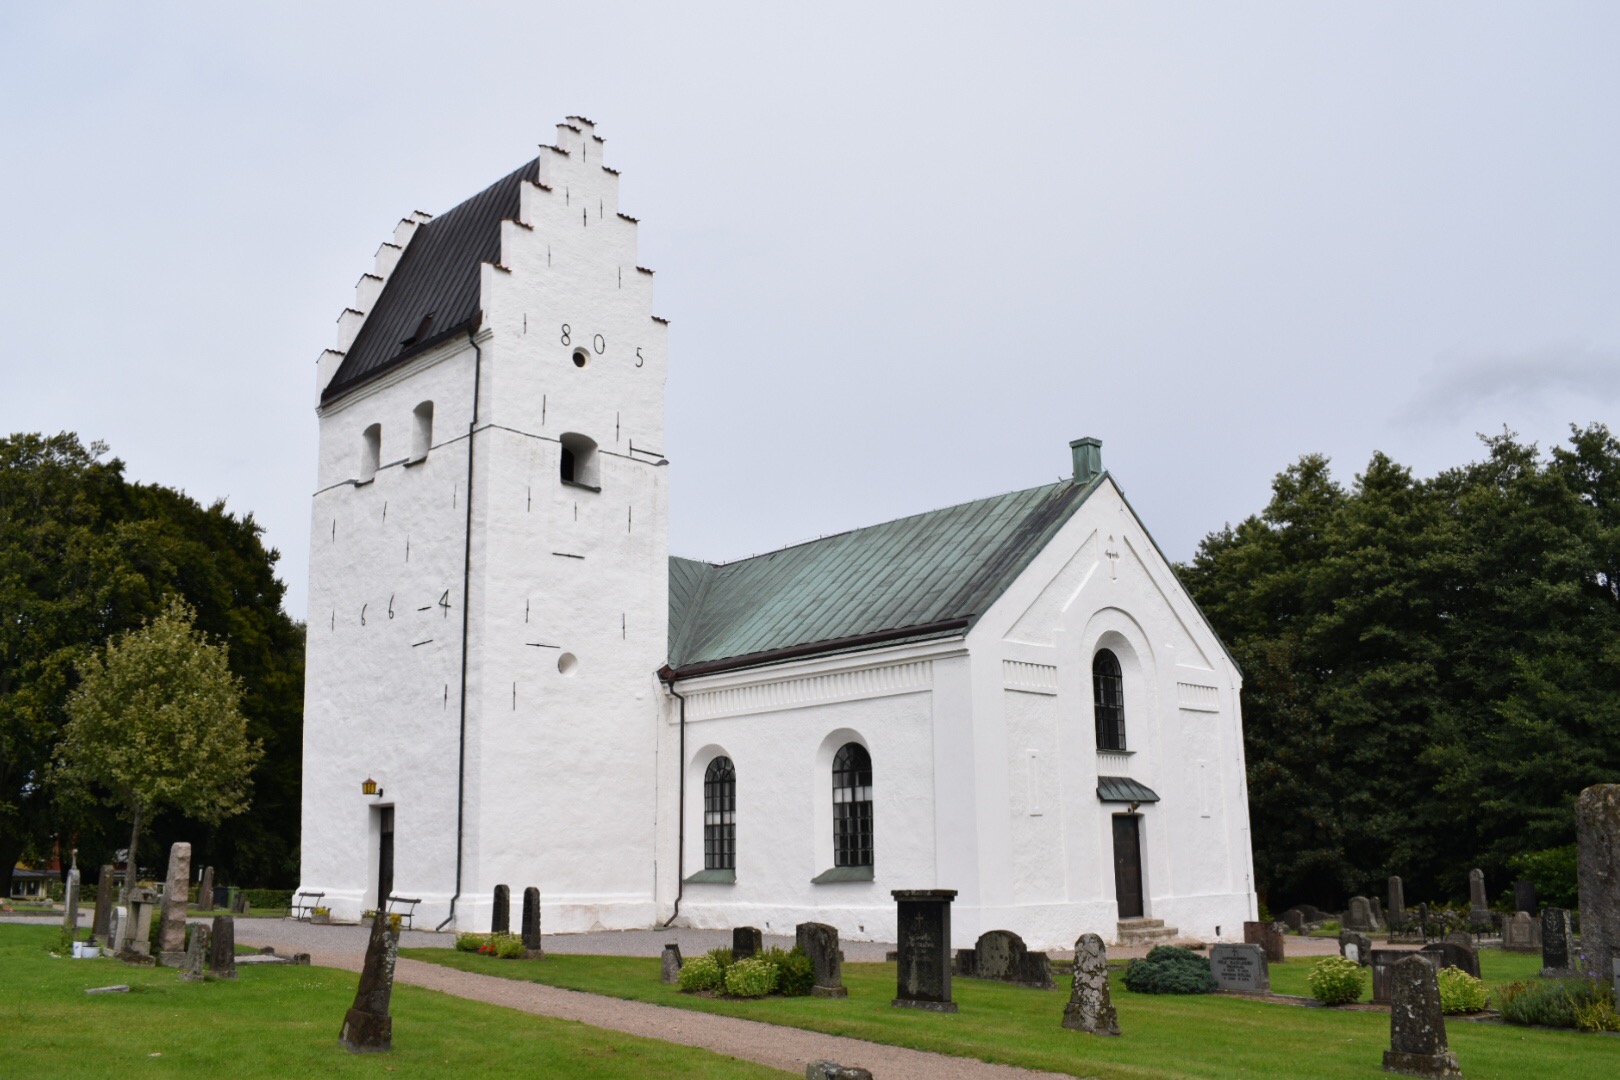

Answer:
[559,432,599,489]
[411,401,433,461]
[1093,649,1126,751]
[832,743,873,868]
[359,423,381,483]
[703,757,735,871]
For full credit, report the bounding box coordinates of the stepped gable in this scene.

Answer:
[666,475,1103,675]
[322,158,541,402]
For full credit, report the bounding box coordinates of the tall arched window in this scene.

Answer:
[1093,649,1126,751]
[832,743,873,868]
[359,423,381,483]
[703,757,735,871]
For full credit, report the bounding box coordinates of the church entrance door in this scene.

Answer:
[1112,814,1144,918]
[377,806,395,907]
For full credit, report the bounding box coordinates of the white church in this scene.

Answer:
[298,118,1256,950]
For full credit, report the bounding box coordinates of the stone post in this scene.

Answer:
[210,915,237,979]
[158,842,192,964]
[1061,933,1120,1034]
[199,866,214,911]
[891,889,957,1012]
[90,865,115,944]
[660,943,683,983]
[521,887,542,957]
[1382,954,1461,1078]
[1576,784,1620,981]
[1388,875,1405,925]
[796,922,847,997]
[491,884,509,935]
[339,911,399,1053]
[180,923,209,982]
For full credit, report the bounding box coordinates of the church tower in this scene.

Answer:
[299,118,670,931]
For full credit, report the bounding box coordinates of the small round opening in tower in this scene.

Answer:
[572,348,589,368]
[557,652,579,676]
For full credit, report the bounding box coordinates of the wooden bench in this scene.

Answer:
[291,890,324,921]
[386,895,421,930]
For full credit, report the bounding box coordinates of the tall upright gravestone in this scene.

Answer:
[491,884,510,935]
[339,911,399,1053]
[1576,784,1620,982]
[1383,954,1462,1078]
[1466,868,1488,923]
[891,889,958,1012]
[1061,933,1120,1035]
[210,915,237,979]
[796,921,847,998]
[90,864,115,944]
[1541,907,1572,976]
[521,887,542,957]
[61,856,81,940]
[1388,875,1406,925]
[199,866,214,911]
[158,842,192,964]
[732,926,763,960]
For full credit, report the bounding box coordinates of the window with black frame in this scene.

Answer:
[703,756,735,871]
[832,743,873,867]
[1093,649,1127,750]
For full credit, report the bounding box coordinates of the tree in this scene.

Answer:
[54,598,263,892]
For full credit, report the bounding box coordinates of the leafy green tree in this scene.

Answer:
[54,599,263,892]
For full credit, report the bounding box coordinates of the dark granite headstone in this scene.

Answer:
[1512,878,1538,915]
[1209,943,1269,991]
[1339,931,1372,967]
[210,915,236,979]
[796,921,847,998]
[339,911,398,1053]
[805,1063,873,1080]
[1420,940,1480,979]
[1243,921,1285,963]
[1383,954,1461,1078]
[1541,907,1572,975]
[199,866,214,911]
[521,887,541,956]
[1576,784,1620,982]
[1061,933,1120,1034]
[1280,908,1304,931]
[1346,896,1374,931]
[660,943,682,983]
[180,923,209,982]
[90,864,115,944]
[1371,948,1414,1005]
[732,926,763,960]
[1389,876,1406,924]
[891,889,957,1012]
[1467,868,1488,922]
[955,929,1051,990]
[491,884,509,935]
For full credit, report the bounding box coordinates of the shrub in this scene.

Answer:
[1318,920,1341,934]
[455,932,487,952]
[1123,946,1215,995]
[1436,968,1486,1014]
[490,933,526,959]
[677,954,725,993]
[723,956,778,998]
[705,946,735,973]
[1509,845,1579,910]
[761,946,815,997]
[1574,997,1620,1033]
[1493,977,1613,1029]
[1307,956,1365,1005]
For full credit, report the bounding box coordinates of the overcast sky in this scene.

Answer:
[4,2,1617,620]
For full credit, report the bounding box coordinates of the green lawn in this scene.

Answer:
[1263,947,1544,997]
[405,947,1614,1080]
[0,925,788,1079]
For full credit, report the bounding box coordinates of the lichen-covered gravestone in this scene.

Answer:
[1338,931,1372,967]
[890,889,958,1012]
[339,911,399,1053]
[180,924,209,982]
[1502,912,1540,952]
[491,884,509,935]
[1541,907,1572,976]
[660,943,682,984]
[796,921,847,997]
[731,926,763,960]
[1061,933,1120,1035]
[1209,943,1270,991]
[158,842,192,965]
[1576,784,1620,982]
[805,1062,872,1080]
[90,864,115,944]
[210,915,236,979]
[521,887,542,957]
[955,929,1052,990]
[1382,954,1462,1078]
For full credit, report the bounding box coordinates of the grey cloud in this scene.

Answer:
[1398,344,1620,425]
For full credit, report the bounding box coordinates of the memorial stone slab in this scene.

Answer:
[1382,954,1462,1078]
[891,889,958,1012]
[180,924,209,982]
[1209,943,1270,992]
[1243,921,1286,963]
[491,884,509,935]
[1371,948,1415,1005]
[1339,931,1372,967]
[1467,868,1488,921]
[1502,912,1540,952]
[660,943,683,984]
[956,929,1051,989]
[521,887,542,956]
[90,864,115,944]
[158,842,192,963]
[199,866,214,911]
[1513,878,1538,915]
[1389,876,1406,923]
[1061,933,1120,1035]
[732,926,763,960]
[339,912,399,1053]
[1576,784,1620,983]
[1541,907,1572,975]
[210,915,237,979]
[796,922,847,998]
[1420,941,1480,979]
[1347,896,1374,931]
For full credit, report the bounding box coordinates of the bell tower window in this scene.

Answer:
[359,423,381,483]
[559,433,599,491]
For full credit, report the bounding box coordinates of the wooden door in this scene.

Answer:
[377,807,395,906]
[1112,814,1144,918]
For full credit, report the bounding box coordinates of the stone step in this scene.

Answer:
[1116,917,1165,930]
[1116,919,1179,945]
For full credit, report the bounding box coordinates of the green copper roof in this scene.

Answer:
[667,475,1103,674]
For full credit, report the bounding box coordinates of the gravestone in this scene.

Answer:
[119,886,159,960]
[1280,908,1304,932]
[1467,868,1488,922]
[1513,878,1537,915]
[1443,931,1473,949]
[1370,897,1385,928]
[1416,902,1429,939]
[1339,931,1372,967]
[1243,920,1285,963]
[521,887,542,956]
[805,1064,873,1080]
[158,842,192,964]
[660,943,682,983]
[732,926,763,960]
[1576,784,1620,984]
[1209,943,1270,992]
[491,884,509,935]
[1389,876,1406,924]
[90,864,115,944]
[1346,896,1374,931]
[1298,904,1325,923]
[1061,933,1120,1034]
[339,911,399,1053]
[1541,907,1572,975]
[106,908,125,955]
[199,866,214,911]
[1371,948,1411,1005]
[62,859,81,940]
[955,929,1051,990]
[891,889,958,1012]
[210,915,237,979]
[796,921,847,997]
[1382,954,1462,1078]
[1420,940,1480,979]
[1502,912,1540,952]
[180,923,209,982]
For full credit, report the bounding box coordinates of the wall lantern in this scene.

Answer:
[361,778,383,797]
